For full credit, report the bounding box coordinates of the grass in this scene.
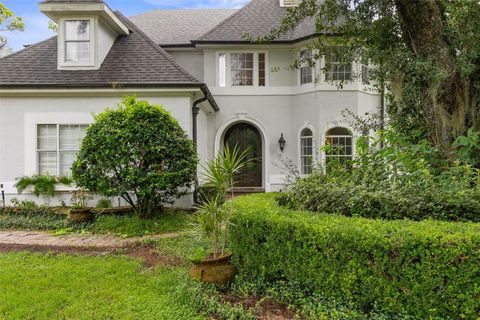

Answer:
[0,252,204,320]
[0,208,194,237]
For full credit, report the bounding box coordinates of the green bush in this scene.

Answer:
[0,207,72,230]
[72,96,197,218]
[229,193,480,319]
[285,131,480,222]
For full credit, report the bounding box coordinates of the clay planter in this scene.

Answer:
[68,208,94,223]
[189,253,237,285]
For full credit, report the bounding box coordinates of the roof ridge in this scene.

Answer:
[0,36,56,62]
[197,0,256,41]
[115,11,200,83]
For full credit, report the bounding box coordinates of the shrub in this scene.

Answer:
[96,198,112,209]
[285,130,480,222]
[72,96,197,218]
[229,193,480,319]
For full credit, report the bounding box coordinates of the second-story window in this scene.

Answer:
[65,20,90,63]
[219,52,267,87]
[325,48,352,81]
[300,49,313,85]
[231,53,254,86]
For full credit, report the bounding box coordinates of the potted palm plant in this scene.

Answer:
[189,145,248,285]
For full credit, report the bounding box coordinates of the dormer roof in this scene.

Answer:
[0,12,201,88]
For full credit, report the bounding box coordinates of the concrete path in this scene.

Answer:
[0,230,178,249]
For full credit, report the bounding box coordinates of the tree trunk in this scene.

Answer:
[394,0,475,151]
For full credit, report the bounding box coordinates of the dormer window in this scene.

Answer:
[65,20,91,63]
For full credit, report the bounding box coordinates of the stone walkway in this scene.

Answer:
[0,230,178,249]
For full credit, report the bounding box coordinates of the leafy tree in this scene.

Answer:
[0,3,24,46]
[72,96,197,218]
[260,0,480,153]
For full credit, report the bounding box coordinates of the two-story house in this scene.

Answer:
[0,0,381,206]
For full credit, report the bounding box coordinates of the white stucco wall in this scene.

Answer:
[169,50,205,83]
[0,90,196,207]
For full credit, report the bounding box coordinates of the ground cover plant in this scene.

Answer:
[0,207,194,237]
[229,193,480,319]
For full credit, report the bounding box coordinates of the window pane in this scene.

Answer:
[66,42,90,62]
[218,53,226,87]
[60,151,77,176]
[39,151,57,175]
[258,53,265,86]
[37,124,57,150]
[65,20,90,41]
[60,124,87,150]
[231,53,254,86]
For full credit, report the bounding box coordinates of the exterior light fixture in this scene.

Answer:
[278,133,286,152]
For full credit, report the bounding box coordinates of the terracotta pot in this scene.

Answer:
[68,208,94,223]
[189,253,237,285]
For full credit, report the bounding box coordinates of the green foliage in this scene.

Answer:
[0,206,193,237]
[10,198,38,209]
[176,279,256,320]
[0,3,24,33]
[229,193,480,319]
[0,207,74,230]
[96,198,112,209]
[286,130,480,222]
[453,127,480,167]
[72,96,197,218]
[196,145,248,257]
[15,175,73,197]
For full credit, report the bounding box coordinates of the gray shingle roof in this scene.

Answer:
[41,0,103,3]
[0,12,201,88]
[197,0,317,43]
[130,9,236,46]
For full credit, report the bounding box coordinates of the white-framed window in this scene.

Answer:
[325,48,352,81]
[324,127,353,167]
[300,128,314,175]
[64,20,91,63]
[37,124,88,176]
[300,49,313,85]
[360,56,372,85]
[217,52,267,87]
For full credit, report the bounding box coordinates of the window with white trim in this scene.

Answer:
[65,20,91,63]
[300,49,313,85]
[218,52,267,87]
[324,127,353,167]
[300,128,314,174]
[325,48,352,81]
[37,124,88,176]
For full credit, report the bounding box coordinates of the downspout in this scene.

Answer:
[380,81,385,149]
[192,90,208,205]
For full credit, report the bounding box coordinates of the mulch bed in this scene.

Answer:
[220,293,297,320]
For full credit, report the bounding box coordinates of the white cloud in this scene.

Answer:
[142,0,249,9]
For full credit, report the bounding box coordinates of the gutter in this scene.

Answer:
[191,85,219,205]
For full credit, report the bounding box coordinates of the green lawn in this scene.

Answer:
[0,252,204,320]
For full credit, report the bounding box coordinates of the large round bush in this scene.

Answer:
[72,96,197,217]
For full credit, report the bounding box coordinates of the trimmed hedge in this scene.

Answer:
[229,193,480,319]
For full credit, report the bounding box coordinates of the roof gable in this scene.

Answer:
[196,0,317,44]
[130,9,236,46]
[0,12,200,88]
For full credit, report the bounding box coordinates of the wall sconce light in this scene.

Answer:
[278,133,286,152]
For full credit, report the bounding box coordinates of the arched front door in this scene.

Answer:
[224,123,263,188]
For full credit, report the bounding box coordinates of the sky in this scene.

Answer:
[2,0,249,51]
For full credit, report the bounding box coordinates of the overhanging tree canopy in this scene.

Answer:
[262,0,480,152]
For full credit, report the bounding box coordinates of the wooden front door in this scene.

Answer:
[224,123,263,188]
